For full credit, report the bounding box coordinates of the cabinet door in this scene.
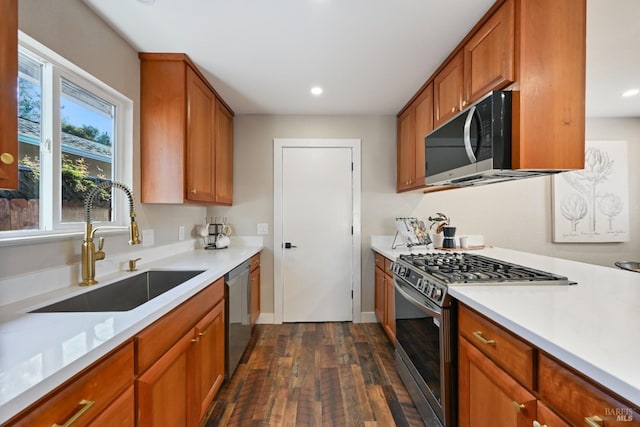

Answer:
[434,51,464,128]
[250,265,261,327]
[374,266,385,324]
[463,0,515,105]
[186,66,216,203]
[396,106,415,191]
[194,300,225,422]
[413,83,433,186]
[215,99,233,204]
[383,273,395,342]
[137,331,195,427]
[0,0,18,190]
[458,336,536,427]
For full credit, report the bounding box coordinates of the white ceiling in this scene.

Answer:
[83,0,640,118]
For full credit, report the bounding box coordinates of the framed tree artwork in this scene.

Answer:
[552,140,630,243]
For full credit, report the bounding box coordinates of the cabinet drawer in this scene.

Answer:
[538,354,640,426]
[250,253,261,271]
[136,278,224,373]
[88,385,134,426]
[7,341,134,427]
[459,304,534,389]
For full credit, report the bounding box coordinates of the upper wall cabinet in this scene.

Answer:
[0,0,18,190]
[397,83,433,191]
[463,0,515,106]
[139,53,234,205]
[397,0,585,192]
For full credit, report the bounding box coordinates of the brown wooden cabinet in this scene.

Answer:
[5,341,135,426]
[215,99,234,205]
[0,0,18,190]
[250,253,261,328]
[459,336,536,427]
[139,53,234,204]
[398,0,585,192]
[136,277,226,427]
[463,0,515,106]
[374,252,395,342]
[434,51,464,128]
[459,304,640,427]
[397,83,432,192]
[539,353,640,427]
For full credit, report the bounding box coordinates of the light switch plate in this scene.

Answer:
[257,223,269,235]
[178,226,185,241]
[142,229,154,247]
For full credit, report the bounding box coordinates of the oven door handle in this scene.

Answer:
[394,278,442,318]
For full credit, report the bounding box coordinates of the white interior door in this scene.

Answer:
[280,146,353,322]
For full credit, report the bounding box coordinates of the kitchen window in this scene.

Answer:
[0,33,133,242]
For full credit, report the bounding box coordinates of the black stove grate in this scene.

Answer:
[399,252,570,285]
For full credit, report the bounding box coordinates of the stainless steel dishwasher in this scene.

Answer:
[225,259,252,378]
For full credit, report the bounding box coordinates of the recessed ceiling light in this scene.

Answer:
[622,88,639,97]
[310,86,323,96]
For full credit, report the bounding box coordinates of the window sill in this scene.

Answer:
[0,228,128,247]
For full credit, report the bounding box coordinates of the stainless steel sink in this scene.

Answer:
[31,270,206,313]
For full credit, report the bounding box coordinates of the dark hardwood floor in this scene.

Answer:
[204,322,426,426]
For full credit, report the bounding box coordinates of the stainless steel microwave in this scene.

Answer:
[424,91,547,187]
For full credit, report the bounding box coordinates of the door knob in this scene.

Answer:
[284,242,297,249]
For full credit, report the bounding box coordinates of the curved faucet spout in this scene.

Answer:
[80,181,141,286]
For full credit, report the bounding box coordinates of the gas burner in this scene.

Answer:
[393,252,573,307]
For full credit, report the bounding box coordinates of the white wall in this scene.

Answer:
[0,0,206,280]
[208,115,421,315]
[411,117,640,267]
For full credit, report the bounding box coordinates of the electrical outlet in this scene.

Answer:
[257,223,269,235]
[142,229,154,247]
[178,226,185,241]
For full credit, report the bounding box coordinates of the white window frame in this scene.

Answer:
[0,32,133,245]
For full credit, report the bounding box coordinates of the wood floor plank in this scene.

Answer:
[205,323,426,427]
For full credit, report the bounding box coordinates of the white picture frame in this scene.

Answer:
[552,140,630,243]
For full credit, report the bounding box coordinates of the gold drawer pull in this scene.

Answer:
[52,399,95,427]
[533,421,547,427]
[451,107,456,113]
[190,188,197,194]
[512,401,525,412]
[198,331,206,337]
[584,415,603,427]
[191,337,200,343]
[1,152,15,165]
[473,331,496,346]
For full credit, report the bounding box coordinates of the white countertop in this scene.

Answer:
[371,236,640,408]
[0,241,262,424]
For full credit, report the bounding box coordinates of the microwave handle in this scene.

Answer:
[463,105,478,163]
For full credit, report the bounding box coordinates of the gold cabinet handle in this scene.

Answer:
[191,336,200,343]
[0,152,15,165]
[190,188,197,194]
[52,399,95,427]
[473,331,496,346]
[451,107,456,113]
[198,331,206,337]
[462,100,467,107]
[512,401,525,413]
[533,421,547,427]
[584,416,603,427]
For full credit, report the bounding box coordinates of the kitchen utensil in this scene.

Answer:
[614,261,640,272]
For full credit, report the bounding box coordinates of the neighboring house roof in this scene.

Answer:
[18,117,112,163]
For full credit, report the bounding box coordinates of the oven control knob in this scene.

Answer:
[433,287,443,301]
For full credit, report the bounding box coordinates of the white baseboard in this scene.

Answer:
[255,312,379,324]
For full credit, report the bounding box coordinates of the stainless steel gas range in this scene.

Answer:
[392,251,573,427]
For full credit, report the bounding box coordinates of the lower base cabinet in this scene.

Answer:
[374,252,395,342]
[5,341,135,426]
[136,278,226,427]
[459,303,640,427]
